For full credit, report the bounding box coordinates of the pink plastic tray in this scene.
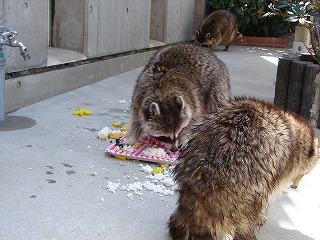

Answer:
[105,136,181,165]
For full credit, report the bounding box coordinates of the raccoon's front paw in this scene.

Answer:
[178,136,190,150]
[122,136,136,146]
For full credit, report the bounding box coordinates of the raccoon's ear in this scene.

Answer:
[150,102,160,116]
[205,33,211,39]
[195,31,200,35]
[176,96,185,111]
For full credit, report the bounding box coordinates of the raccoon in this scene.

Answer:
[195,9,243,51]
[169,97,319,240]
[125,42,231,151]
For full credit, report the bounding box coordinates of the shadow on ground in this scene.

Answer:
[0,116,36,131]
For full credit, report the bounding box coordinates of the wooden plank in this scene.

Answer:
[274,53,300,110]
[286,60,308,114]
[274,57,292,109]
[300,64,320,127]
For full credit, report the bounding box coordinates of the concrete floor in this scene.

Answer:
[0,45,319,240]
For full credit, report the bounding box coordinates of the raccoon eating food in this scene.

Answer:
[125,42,231,151]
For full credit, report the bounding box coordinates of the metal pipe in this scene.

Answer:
[0,26,30,122]
[0,46,5,122]
[7,38,30,61]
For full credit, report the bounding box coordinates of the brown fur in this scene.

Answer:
[126,42,231,151]
[169,97,319,239]
[195,10,243,51]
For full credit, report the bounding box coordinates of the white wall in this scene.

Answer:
[0,0,48,72]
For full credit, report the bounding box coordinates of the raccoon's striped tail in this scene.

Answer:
[235,25,244,42]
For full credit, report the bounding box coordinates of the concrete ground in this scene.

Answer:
[0,45,319,240]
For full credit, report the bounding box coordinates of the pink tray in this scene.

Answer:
[105,136,181,165]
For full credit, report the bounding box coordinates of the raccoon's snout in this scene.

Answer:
[169,138,179,152]
[153,136,172,143]
[170,144,178,152]
[152,135,179,152]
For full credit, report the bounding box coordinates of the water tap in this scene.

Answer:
[0,26,30,61]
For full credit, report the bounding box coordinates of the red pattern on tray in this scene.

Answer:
[105,136,181,165]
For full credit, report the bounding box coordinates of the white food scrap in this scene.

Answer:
[97,126,112,140]
[103,164,177,198]
[142,147,168,158]
[106,181,120,193]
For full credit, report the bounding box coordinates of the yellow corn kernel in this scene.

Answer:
[115,155,126,161]
[108,132,125,139]
[121,123,130,131]
[152,165,166,174]
[73,109,92,116]
[112,121,122,127]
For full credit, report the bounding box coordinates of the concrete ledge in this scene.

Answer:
[5,50,156,113]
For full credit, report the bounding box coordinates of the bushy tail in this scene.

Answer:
[235,25,244,42]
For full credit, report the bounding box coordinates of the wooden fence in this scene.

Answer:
[274,53,320,128]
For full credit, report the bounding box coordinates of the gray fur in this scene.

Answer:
[126,42,231,150]
[169,97,319,239]
[195,9,243,51]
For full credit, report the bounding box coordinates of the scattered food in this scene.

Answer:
[73,109,92,116]
[152,165,166,174]
[108,132,125,139]
[121,123,130,131]
[97,124,128,140]
[143,147,168,158]
[115,155,126,161]
[106,181,121,193]
[97,126,112,140]
[97,126,124,140]
[141,164,153,174]
[101,164,177,200]
[106,136,180,165]
[112,121,122,127]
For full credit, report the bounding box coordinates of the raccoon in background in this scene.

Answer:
[169,97,319,240]
[125,42,231,151]
[195,9,243,51]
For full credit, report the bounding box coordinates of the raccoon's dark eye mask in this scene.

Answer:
[152,136,173,143]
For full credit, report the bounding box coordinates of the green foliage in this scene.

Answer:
[271,0,319,24]
[267,0,320,64]
[207,0,295,37]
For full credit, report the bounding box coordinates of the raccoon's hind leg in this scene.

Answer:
[290,174,304,189]
[185,211,216,240]
[235,26,244,42]
[188,229,215,240]
[168,208,188,240]
[233,227,257,240]
[291,138,319,189]
[223,44,230,51]
[233,218,258,240]
[233,233,257,240]
[256,201,268,226]
[223,35,235,51]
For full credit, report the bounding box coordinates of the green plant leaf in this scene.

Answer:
[234,6,244,16]
[275,3,290,9]
[244,15,251,24]
[252,15,258,25]
[287,16,299,22]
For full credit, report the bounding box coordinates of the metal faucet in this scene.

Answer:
[0,26,30,123]
[0,26,30,61]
